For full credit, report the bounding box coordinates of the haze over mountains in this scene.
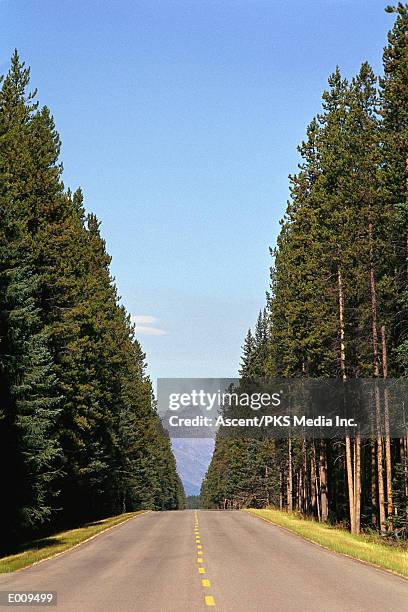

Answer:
[172,439,214,495]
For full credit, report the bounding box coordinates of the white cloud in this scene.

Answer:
[135,325,167,336]
[130,315,157,324]
[130,314,167,336]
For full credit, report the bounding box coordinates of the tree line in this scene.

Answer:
[0,52,184,551]
[201,3,407,538]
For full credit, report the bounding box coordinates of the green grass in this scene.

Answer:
[0,511,146,573]
[246,508,408,579]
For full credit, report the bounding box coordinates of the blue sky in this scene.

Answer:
[1,0,392,384]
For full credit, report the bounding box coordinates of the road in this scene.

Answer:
[0,510,407,611]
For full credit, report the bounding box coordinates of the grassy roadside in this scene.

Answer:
[0,511,147,573]
[246,508,408,579]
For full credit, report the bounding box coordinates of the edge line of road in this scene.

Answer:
[244,510,408,582]
[10,510,151,574]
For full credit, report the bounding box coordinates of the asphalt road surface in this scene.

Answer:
[0,510,407,611]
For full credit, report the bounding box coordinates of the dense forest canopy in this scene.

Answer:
[202,3,408,538]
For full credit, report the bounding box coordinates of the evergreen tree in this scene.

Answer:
[239,329,255,378]
[0,132,61,544]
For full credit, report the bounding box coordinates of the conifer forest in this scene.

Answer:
[0,51,184,552]
[202,4,408,539]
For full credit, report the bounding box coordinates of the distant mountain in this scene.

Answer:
[171,438,214,496]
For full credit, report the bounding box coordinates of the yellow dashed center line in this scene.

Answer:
[194,512,216,607]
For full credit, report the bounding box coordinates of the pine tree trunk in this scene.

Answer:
[368,219,386,534]
[279,468,283,510]
[381,325,393,526]
[405,437,408,516]
[402,404,408,517]
[302,438,308,515]
[319,440,328,522]
[338,264,356,532]
[375,421,386,533]
[353,435,361,534]
[406,155,408,280]
[310,441,317,517]
[287,437,293,511]
[371,440,378,527]
[297,469,301,511]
